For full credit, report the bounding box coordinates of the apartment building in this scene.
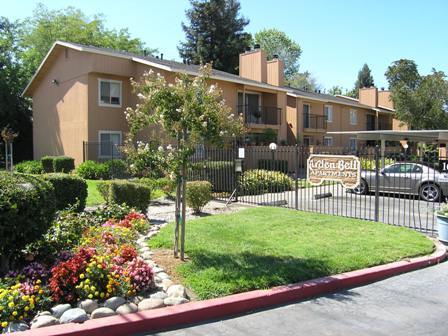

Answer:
[23,41,397,164]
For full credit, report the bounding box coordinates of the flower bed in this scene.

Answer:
[0,205,188,333]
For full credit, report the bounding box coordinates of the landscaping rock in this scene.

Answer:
[91,307,116,319]
[104,296,126,311]
[150,291,168,300]
[138,298,165,311]
[37,311,52,317]
[162,279,174,291]
[60,308,89,324]
[141,251,153,259]
[116,302,138,315]
[5,322,29,332]
[31,315,60,329]
[152,266,164,273]
[78,299,99,314]
[129,295,144,305]
[51,303,71,318]
[139,246,150,253]
[167,284,187,298]
[163,297,189,306]
[157,272,170,280]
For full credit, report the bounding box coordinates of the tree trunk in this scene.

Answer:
[173,179,181,258]
[180,163,187,261]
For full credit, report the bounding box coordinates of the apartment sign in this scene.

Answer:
[307,154,361,189]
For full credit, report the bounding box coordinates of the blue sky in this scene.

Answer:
[2,0,447,90]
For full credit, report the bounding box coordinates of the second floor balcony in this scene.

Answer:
[238,105,281,126]
[303,114,327,130]
[366,120,393,131]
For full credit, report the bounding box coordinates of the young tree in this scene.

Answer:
[178,0,251,74]
[385,59,448,129]
[253,28,302,80]
[125,65,243,260]
[20,4,154,79]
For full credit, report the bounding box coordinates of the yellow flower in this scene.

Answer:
[90,286,96,291]
[21,295,29,301]
[100,293,105,298]
[24,306,29,311]
[12,311,18,316]
[19,315,23,320]
[30,304,35,309]
[94,291,99,297]
[1,322,7,328]
[85,279,90,284]
[88,294,93,299]
[79,274,85,279]
[36,279,42,284]
[8,302,14,308]
[97,264,103,269]
[84,285,89,290]
[0,306,3,311]
[38,290,44,295]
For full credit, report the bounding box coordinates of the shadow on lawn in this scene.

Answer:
[188,250,333,289]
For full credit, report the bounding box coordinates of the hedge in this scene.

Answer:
[0,172,56,273]
[76,160,127,180]
[189,161,235,192]
[239,169,294,195]
[14,160,44,174]
[97,180,151,211]
[41,156,75,173]
[44,173,88,212]
[41,156,54,173]
[258,159,289,173]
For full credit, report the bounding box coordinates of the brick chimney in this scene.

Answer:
[239,46,267,83]
[266,56,284,87]
[358,87,378,107]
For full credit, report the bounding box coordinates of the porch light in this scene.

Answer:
[269,142,277,151]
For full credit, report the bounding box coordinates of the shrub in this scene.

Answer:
[361,158,395,171]
[90,203,133,224]
[240,169,294,195]
[76,160,109,180]
[52,156,75,173]
[258,159,289,173]
[41,156,54,173]
[104,159,128,178]
[44,174,87,212]
[97,180,151,211]
[14,160,44,174]
[140,177,176,197]
[186,181,213,214]
[0,172,56,273]
[189,161,234,192]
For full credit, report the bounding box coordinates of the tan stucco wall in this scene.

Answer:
[266,59,284,87]
[378,90,393,109]
[239,49,267,83]
[358,87,378,107]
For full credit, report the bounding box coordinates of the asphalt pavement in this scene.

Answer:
[141,261,448,336]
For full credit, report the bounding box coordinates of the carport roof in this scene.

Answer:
[327,130,448,142]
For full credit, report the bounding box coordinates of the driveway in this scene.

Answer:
[141,261,448,336]
[239,183,442,233]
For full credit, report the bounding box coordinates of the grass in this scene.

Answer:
[86,179,165,206]
[149,207,434,299]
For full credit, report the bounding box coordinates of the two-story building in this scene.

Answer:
[23,41,398,165]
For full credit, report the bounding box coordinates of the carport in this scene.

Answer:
[328,130,448,166]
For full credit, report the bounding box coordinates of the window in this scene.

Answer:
[303,104,310,128]
[323,136,333,146]
[324,105,333,123]
[303,136,311,146]
[349,137,357,151]
[99,131,122,158]
[99,79,122,107]
[385,164,422,174]
[349,109,357,125]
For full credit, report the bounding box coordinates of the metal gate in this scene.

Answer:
[188,145,444,235]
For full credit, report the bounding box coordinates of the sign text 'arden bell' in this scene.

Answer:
[307,154,361,189]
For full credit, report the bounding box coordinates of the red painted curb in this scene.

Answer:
[9,240,446,336]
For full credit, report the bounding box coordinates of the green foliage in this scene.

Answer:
[44,173,87,212]
[52,156,75,173]
[327,85,344,96]
[76,160,109,180]
[190,161,235,192]
[258,159,288,173]
[354,64,374,91]
[150,207,434,299]
[240,169,293,195]
[125,142,166,178]
[104,159,128,178]
[385,59,448,129]
[14,160,43,174]
[360,158,395,171]
[0,172,56,272]
[287,71,320,92]
[178,0,251,74]
[41,156,54,173]
[186,181,213,214]
[139,177,176,197]
[261,128,277,144]
[19,4,152,80]
[97,180,151,211]
[89,203,133,224]
[254,28,302,79]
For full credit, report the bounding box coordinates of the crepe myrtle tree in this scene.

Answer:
[125,64,244,260]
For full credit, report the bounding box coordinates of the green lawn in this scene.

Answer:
[86,179,165,206]
[149,207,434,299]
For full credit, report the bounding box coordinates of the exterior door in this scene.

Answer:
[246,93,261,123]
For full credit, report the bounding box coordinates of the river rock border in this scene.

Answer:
[17,222,189,332]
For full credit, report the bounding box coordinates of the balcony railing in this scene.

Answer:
[366,121,393,131]
[237,105,281,126]
[303,114,327,130]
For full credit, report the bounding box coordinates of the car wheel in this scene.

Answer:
[353,179,368,195]
[419,183,441,202]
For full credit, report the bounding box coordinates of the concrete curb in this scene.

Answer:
[12,240,446,336]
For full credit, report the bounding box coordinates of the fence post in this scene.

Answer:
[374,145,380,222]
[294,144,299,210]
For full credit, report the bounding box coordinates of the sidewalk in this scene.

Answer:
[141,261,448,336]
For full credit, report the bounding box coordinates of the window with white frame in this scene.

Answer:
[99,131,122,158]
[349,137,357,151]
[324,136,333,146]
[349,109,357,125]
[324,105,333,123]
[99,79,122,106]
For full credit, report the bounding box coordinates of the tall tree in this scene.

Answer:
[385,59,448,130]
[287,71,321,92]
[347,63,375,98]
[0,17,32,161]
[253,28,302,80]
[20,4,153,79]
[178,0,251,74]
[327,85,344,95]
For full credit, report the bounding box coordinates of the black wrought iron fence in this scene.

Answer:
[188,144,444,235]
